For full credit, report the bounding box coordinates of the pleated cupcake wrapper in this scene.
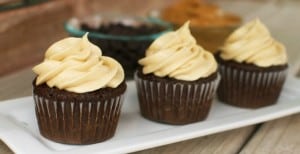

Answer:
[33,94,124,144]
[135,73,220,125]
[217,64,287,108]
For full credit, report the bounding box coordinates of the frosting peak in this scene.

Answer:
[139,22,217,81]
[33,33,124,93]
[220,19,287,67]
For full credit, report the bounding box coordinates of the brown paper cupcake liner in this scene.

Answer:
[217,63,287,108]
[33,93,125,145]
[135,71,219,125]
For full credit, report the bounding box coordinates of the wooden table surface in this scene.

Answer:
[1,1,300,154]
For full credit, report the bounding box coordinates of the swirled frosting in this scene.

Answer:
[220,19,287,67]
[139,21,217,81]
[33,33,124,93]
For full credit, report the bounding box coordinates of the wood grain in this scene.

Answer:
[0,0,72,77]
[240,114,300,154]
[72,0,175,18]
[0,67,34,100]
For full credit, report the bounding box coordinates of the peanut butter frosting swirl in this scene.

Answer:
[139,22,217,81]
[33,33,124,93]
[220,19,287,67]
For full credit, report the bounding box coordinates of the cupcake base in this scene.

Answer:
[216,54,288,108]
[135,69,219,125]
[33,80,126,145]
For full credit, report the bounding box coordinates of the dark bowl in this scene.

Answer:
[64,14,172,79]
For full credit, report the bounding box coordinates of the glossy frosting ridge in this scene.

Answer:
[33,33,124,93]
[139,22,217,81]
[220,19,287,67]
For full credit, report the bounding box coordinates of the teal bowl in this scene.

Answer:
[64,15,172,78]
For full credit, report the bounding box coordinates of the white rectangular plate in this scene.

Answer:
[1,76,300,154]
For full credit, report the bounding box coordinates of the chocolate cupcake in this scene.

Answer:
[32,34,126,144]
[216,19,288,108]
[135,22,219,125]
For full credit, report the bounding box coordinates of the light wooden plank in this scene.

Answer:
[0,0,72,76]
[240,114,300,154]
[0,0,21,6]
[0,67,34,101]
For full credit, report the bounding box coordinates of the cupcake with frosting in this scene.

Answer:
[216,19,288,108]
[135,22,219,125]
[32,33,126,144]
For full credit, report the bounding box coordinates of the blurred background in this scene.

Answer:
[0,0,299,78]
